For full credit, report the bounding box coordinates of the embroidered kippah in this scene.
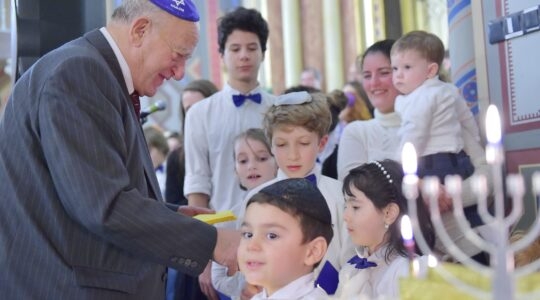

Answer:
[149,0,200,22]
[371,160,394,185]
[274,91,312,106]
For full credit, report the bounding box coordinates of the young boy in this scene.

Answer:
[183,7,275,299]
[391,30,479,182]
[241,91,354,295]
[238,178,333,299]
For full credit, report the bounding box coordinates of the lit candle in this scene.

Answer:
[402,142,419,200]
[485,105,502,164]
[401,214,415,260]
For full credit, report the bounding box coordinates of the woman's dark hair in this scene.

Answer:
[358,39,396,71]
[343,159,435,262]
[180,79,219,118]
[217,7,269,55]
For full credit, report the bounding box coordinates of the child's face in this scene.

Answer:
[222,30,264,86]
[343,185,388,254]
[391,49,437,95]
[234,138,277,191]
[271,126,326,178]
[238,203,314,296]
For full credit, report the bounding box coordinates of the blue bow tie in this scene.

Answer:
[347,255,377,269]
[304,174,317,185]
[232,93,262,107]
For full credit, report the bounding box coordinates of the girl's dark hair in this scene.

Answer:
[217,7,269,55]
[343,159,435,262]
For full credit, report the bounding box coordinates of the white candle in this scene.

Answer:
[402,142,417,175]
[485,105,503,164]
[485,105,502,144]
[401,214,413,241]
[402,142,419,200]
[401,214,415,259]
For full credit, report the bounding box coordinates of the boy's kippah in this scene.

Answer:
[274,91,312,106]
[259,178,332,225]
[149,0,200,22]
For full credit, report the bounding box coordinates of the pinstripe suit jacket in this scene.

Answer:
[0,30,217,299]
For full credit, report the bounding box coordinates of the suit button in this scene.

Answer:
[170,257,178,263]
[184,259,192,266]
[178,258,185,265]
[190,261,198,268]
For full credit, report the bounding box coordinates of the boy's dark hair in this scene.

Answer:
[217,7,269,55]
[247,178,333,267]
[343,159,435,262]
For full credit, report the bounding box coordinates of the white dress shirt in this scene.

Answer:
[334,246,419,300]
[183,84,275,218]
[251,273,328,300]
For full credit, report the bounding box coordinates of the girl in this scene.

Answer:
[212,128,278,300]
[335,159,434,299]
[233,128,278,191]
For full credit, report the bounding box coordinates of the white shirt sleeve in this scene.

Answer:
[183,101,212,197]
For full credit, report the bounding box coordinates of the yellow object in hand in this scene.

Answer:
[194,210,237,225]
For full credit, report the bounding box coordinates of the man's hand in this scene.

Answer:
[177,205,215,217]
[213,228,241,276]
[421,182,453,214]
[199,261,218,300]
[240,283,262,300]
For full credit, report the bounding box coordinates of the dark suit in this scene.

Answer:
[0,30,216,299]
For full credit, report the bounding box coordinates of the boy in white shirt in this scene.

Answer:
[244,91,354,295]
[238,178,332,299]
[391,30,479,182]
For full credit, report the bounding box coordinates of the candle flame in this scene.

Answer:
[486,105,501,144]
[401,214,413,241]
[402,142,417,175]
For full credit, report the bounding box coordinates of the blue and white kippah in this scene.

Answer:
[274,91,312,106]
[149,0,200,22]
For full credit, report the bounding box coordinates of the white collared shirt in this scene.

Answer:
[99,27,134,94]
[183,84,275,218]
[252,273,328,300]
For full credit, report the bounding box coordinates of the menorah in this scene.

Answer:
[401,105,540,300]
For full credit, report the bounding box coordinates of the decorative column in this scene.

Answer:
[281,0,302,89]
[448,0,479,115]
[323,0,344,91]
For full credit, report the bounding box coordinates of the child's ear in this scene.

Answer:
[318,135,329,153]
[383,203,400,226]
[427,62,439,79]
[303,237,328,267]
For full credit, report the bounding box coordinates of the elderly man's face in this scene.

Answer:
[133,16,199,97]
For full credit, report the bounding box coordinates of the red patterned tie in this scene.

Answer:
[130,92,141,118]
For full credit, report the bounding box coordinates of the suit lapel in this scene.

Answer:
[83,29,163,202]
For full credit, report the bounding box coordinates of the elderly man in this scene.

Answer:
[0,0,239,299]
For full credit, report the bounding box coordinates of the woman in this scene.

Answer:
[337,39,491,264]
